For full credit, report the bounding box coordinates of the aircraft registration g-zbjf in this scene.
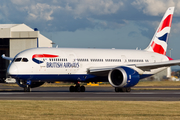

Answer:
[2,7,180,92]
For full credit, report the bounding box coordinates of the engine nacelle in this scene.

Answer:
[16,80,44,88]
[108,66,140,88]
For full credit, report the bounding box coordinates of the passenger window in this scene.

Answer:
[22,58,28,62]
[15,58,22,62]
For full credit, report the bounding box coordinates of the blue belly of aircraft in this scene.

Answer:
[10,73,153,82]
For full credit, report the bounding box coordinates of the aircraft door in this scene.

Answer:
[38,56,46,72]
[68,53,78,74]
[121,55,127,63]
[31,55,46,73]
[151,56,156,63]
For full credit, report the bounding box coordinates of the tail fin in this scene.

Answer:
[145,7,174,55]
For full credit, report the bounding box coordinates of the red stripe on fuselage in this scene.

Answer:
[151,41,166,55]
[32,54,59,59]
[157,14,173,32]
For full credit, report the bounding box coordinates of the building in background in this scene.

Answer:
[0,24,52,81]
[142,67,171,81]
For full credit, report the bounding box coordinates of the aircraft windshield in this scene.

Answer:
[14,58,29,62]
[22,58,28,62]
[15,58,22,62]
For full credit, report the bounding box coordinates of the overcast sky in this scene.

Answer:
[1,0,180,62]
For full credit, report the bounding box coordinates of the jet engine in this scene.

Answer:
[16,80,44,88]
[108,66,140,88]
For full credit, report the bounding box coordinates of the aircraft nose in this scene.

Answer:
[7,64,18,75]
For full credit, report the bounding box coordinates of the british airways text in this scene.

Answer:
[46,62,79,68]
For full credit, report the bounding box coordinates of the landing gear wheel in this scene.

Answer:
[114,87,131,92]
[75,86,81,92]
[126,87,131,92]
[24,87,27,92]
[80,86,85,92]
[69,86,75,92]
[69,83,86,92]
[121,88,127,92]
[115,87,120,92]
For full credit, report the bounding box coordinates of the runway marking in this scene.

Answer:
[0,93,25,94]
[95,92,180,94]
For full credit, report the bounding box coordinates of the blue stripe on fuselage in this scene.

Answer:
[10,74,153,82]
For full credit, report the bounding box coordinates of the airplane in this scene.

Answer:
[2,7,180,92]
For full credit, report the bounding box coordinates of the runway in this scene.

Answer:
[0,85,180,101]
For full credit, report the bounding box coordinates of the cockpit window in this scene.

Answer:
[22,58,28,62]
[15,58,22,62]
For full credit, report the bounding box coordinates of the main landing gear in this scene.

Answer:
[69,82,85,92]
[115,87,131,92]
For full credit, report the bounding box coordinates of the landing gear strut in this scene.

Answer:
[115,87,131,92]
[69,82,85,92]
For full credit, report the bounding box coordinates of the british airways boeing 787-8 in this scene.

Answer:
[3,7,180,92]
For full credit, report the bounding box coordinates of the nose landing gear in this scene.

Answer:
[24,80,31,92]
[24,85,31,92]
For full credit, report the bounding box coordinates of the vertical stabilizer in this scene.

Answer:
[145,7,174,55]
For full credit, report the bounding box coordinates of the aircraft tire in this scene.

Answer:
[126,87,131,92]
[24,87,27,92]
[80,86,85,92]
[69,86,75,92]
[121,88,127,92]
[115,87,120,92]
[24,86,31,92]
[75,86,81,92]
[27,87,31,92]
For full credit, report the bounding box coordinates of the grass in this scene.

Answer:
[135,81,180,86]
[0,101,180,120]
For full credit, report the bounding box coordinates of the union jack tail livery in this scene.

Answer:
[145,7,174,55]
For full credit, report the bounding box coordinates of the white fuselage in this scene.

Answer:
[7,47,169,82]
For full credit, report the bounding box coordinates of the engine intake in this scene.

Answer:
[108,66,140,87]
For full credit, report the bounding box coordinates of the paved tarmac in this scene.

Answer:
[0,85,180,101]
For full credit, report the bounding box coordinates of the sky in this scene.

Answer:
[1,0,180,62]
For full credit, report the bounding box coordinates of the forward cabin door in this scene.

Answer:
[151,56,156,63]
[39,55,46,73]
[68,53,78,74]
[121,55,127,63]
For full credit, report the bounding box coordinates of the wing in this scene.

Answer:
[88,59,180,75]
[135,59,180,71]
